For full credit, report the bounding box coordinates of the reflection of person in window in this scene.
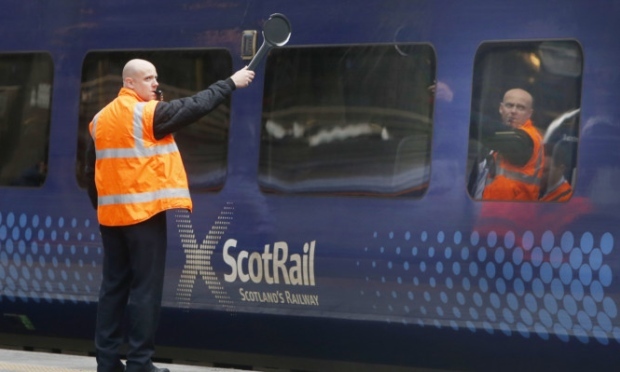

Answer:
[472,88,543,201]
[540,140,575,202]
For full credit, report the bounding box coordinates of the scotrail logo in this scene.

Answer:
[222,239,316,286]
[174,202,318,311]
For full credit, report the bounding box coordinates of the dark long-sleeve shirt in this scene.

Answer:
[85,78,236,209]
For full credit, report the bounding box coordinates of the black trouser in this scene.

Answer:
[95,211,167,372]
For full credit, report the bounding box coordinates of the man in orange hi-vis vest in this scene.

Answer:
[540,139,575,202]
[85,59,254,372]
[471,88,544,201]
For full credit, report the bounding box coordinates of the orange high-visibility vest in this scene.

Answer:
[482,119,543,201]
[540,179,573,202]
[89,88,192,226]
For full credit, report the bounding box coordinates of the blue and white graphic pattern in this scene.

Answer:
[359,229,619,345]
[0,211,101,304]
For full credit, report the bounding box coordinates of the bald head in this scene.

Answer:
[122,59,159,101]
[122,59,154,81]
[499,88,534,128]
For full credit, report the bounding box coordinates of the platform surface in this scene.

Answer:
[0,348,249,372]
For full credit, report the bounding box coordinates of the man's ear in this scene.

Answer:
[124,77,133,88]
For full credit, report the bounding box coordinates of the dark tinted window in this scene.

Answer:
[0,53,53,187]
[259,44,435,196]
[76,50,233,191]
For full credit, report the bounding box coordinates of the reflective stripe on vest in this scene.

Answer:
[99,188,190,206]
[92,101,191,207]
[491,121,543,187]
[92,102,180,159]
[495,143,544,186]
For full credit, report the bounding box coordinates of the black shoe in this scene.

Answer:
[149,367,170,372]
[99,362,125,372]
[124,361,169,372]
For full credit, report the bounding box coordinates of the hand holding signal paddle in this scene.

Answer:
[247,13,292,71]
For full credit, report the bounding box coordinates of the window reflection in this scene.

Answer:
[0,53,52,188]
[76,50,232,191]
[259,44,435,196]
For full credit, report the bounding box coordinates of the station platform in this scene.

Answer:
[0,348,249,372]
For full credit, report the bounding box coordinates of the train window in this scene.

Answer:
[76,49,233,191]
[467,40,582,202]
[259,44,435,197]
[0,53,52,187]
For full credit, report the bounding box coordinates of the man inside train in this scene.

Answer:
[470,88,544,201]
[85,59,254,372]
[539,139,575,202]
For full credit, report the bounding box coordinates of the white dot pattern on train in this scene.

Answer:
[1,210,619,346]
[0,211,101,304]
[360,229,619,345]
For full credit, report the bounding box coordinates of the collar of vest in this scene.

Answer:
[519,119,534,130]
[118,87,146,102]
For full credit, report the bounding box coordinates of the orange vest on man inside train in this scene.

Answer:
[482,119,543,201]
[89,87,192,226]
[540,179,573,202]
